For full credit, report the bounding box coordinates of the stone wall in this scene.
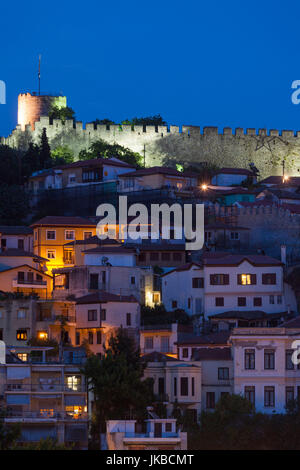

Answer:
[2,117,300,178]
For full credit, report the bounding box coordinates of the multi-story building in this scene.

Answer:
[230,318,300,413]
[0,226,33,252]
[0,345,88,448]
[75,292,140,355]
[31,216,97,273]
[162,254,297,319]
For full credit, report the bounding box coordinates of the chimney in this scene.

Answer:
[281,245,287,265]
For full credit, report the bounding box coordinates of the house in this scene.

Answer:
[230,321,300,414]
[75,292,140,355]
[204,223,250,251]
[135,242,187,268]
[118,167,197,193]
[31,216,97,273]
[211,168,257,187]
[143,352,201,421]
[28,157,134,193]
[259,175,300,190]
[0,345,88,448]
[0,265,52,300]
[0,226,33,252]
[106,417,187,450]
[140,323,182,357]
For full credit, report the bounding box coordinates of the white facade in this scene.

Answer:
[231,327,300,414]
[211,172,254,186]
[83,250,136,267]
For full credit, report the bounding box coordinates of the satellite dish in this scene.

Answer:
[101,256,109,266]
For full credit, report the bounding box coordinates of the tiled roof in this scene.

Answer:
[118,166,197,178]
[193,347,232,361]
[76,292,138,304]
[0,249,47,261]
[161,262,202,277]
[31,216,96,227]
[280,316,300,328]
[203,253,282,266]
[0,226,33,235]
[210,310,268,321]
[176,330,230,346]
[260,176,300,186]
[142,351,179,362]
[64,236,121,246]
[54,157,134,170]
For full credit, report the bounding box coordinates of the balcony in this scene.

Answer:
[4,410,88,422]
[12,279,47,289]
[6,383,86,392]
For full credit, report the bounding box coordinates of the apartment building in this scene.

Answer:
[162,254,296,319]
[0,226,33,252]
[230,318,300,413]
[75,292,140,355]
[31,216,97,273]
[0,346,88,448]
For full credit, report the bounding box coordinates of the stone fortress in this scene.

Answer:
[2,92,300,179]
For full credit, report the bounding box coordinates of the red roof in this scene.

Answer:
[31,216,96,227]
[260,176,300,186]
[55,157,134,170]
[193,347,232,361]
[76,292,138,304]
[118,166,197,178]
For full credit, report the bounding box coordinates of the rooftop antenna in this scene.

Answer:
[38,54,41,95]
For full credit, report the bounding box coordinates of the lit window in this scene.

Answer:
[16,329,27,341]
[17,353,28,362]
[37,331,48,340]
[238,274,256,285]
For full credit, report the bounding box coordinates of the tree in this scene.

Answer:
[122,115,167,127]
[17,437,73,450]
[105,327,142,372]
[21,142,41,179]
[90,119,116,126]
[39,128,52,169]
[0,184,29,225]
[49,106,75,123]
[0,410,21,449]
[51,146,74,165]
[78,139,142,167]
[0,145,21,185]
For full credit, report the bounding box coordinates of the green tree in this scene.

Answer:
[51,145,74,165]
[39,128,52,169]
[105,327,142,372]
[0,184,29,225]
[0,410,21,450]
[21,142,41,179]
[49,106,75,123]
[0,145,21,185]
[122,115,167,126]
[90,118,116,126]
[78,139,142,167]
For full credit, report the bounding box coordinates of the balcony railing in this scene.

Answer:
[4,411,88,421]
[6,383,86,392]
[124,432,179,438]
[13,279,47,288]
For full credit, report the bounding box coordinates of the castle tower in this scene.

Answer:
[18,92,67,130]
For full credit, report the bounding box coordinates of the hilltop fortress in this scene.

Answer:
[2,93,300,178]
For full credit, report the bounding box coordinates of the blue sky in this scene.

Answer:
[1,0,300,136]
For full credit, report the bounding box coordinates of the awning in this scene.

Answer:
[64,395,86,406]
[7,367,31,380]
[7,394,30,405]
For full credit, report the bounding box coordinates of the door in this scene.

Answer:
[154,423,162,438]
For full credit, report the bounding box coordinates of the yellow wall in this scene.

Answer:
[0,266,52,299]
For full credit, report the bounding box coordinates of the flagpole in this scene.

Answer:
[38,55,41,95]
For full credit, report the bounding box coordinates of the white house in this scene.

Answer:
[231,318,300,413]
[211,168,256,186]
[161,254,296,319]
[0,226,33,252]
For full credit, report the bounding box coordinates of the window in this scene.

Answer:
[96,331,102,344]
[88,331,93,344]
[180,377,189,396]
[286,350,294,370]
[206,392,215,409]
[192,377,195,396]
[46,230,56,240]
[215,297,224,307]
[205,231,212,241]
[76,331,80,346]
[174,377,177,397]
[286,387,294,406]
[47,250,56,259]
[237,274,256,285]
[16,329,27,341]
[150,252,159,261]
[264,349,275,370]
[158,377,165,395]
[173,253,182,261]
[161,336,169,353]
[88,310,97,321]
[253,297,262,307]
[264,386,275,407]
[277,295,282,304]
[17,272,25,282]
[130,276,135,285]
[1,238,6,249]
[84,231,93,240]
[262,273,276,285]
[182,348,189,358]
[165,422,172,433]
[172,300,177,309]
[126,313,131,326]
[27,272,34,282]
[65,230,75,240]
[100,309,106,321]
[218,367,229,380]
[192,277,204,288]
[245,386,255,405]
[69,174,76,183]
[210,274,229,285]
[230,231,240,240]
[245,349,255,369]
[145,337,154,350]
[237,297,246,307]
[18,239,24,250]
[17,309,26,319]
[187,298,191,309]
[269,295,275,304]
[89,273,98,289]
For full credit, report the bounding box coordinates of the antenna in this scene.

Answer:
[38,54,41,95]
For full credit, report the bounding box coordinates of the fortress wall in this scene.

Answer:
[2,118,300,178]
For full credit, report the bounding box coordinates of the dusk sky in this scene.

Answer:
[1,0,300,136]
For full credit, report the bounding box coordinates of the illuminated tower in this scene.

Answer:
[18,92,67,130]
